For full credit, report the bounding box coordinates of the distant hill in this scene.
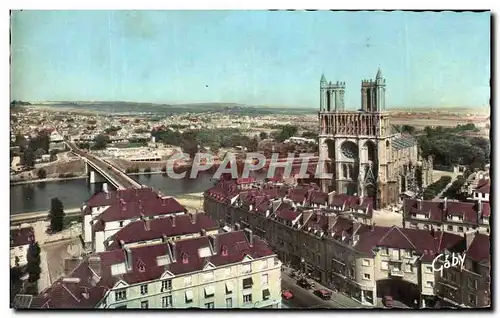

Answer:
[10,100,32,107]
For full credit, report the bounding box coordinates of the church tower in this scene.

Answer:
[318,68,394,209]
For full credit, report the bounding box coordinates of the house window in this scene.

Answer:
[468,278,477,289]
[262,274,269,285]
[468,294,477,306]
[185,290,194,304]
[458,227,464,232]
[140,301,148,309]
[119,221,124,227]
[243,277,253,289]
[262,289,271,300]
[425,266,433,274]
[226,297,233,308]
[379,247,388,255]
[205,302,215,309]
[243,294,252,304]
[162,295,173,308]
[423,224,430,230]
[410,222,418,229]
[184,276,192,286]
[426,281,434,288]
[447,225,453,231]
[363,273,370,280]
[225,281,234,295]
[381,261,389,270]
[114,289,127,301]
[161,280,172,292]
[405,264,413,273]
[362,259,370,267]
[204,286,215,298]
[140,284,148,295]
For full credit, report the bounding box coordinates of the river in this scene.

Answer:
[10,171,267,215]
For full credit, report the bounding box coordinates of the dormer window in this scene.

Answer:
[137,260,146,272]
[221,245,228,256]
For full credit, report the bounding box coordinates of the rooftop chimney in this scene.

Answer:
[169,241,177,262]
[124,247,132,271]
[244,228,254,246]
[162,234,168,243]
[119,240,125,248]
[201,229,206,236]
[478,198,483,214]
[144,218,150,231]
[88,256,101,277]
[234,223,241,231]
[418,197,423,210]
[443,197,448,210]
[191,213,197,224]
[371,223,376,232]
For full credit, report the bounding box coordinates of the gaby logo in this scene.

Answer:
[431,252,466,275]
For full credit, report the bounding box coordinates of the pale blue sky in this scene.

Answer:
[11,10,490,108]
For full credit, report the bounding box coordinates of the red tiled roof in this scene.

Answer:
[403,198,487,225]
[466,233,490,262]
[11,227,35,247]
[107,213,218,250]
[92,197,187,231]
[475,179,490,194]
[275,202,300,221]
[29,230,274,308]
[84,188,160,214]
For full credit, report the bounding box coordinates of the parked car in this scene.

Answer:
[297,278,313,289]
[313,289,332,300]
[281,290,294,300]
[383,296,394,308]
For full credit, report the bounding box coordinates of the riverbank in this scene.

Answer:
[10,175,87,186]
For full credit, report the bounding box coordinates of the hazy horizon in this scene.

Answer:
[11,11,490,108]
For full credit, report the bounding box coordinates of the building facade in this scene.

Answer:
[27,229,282,309]
[204,180,490,308]
[318,69,433,208]
[10,227,35,268]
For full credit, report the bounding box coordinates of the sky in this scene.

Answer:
[11,10,490,108]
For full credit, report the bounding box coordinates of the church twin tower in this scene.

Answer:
[320,68,386,113]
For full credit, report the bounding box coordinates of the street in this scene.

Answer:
[281,271,367,309]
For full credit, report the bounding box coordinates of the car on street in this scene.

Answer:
[383,296,394,308]
[297,278,313,289]
[281,290,294,300]
[313,289,332,300]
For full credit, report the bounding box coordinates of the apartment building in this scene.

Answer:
[471,179,490,202]
[91,197,187,252]
[105,213,219,250]
[27,229,282,309]
[204,180,491,308]
[402,198,490,235]
[434,233,490,308]
[82,188,160,244]
[10,227,35,268]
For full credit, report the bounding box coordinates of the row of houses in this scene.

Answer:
[16,188,282,309]
[203,178,491,308]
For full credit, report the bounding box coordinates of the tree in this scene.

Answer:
[22,147,35,168]
[26,242,41,283]
[246,136,259,152]
[401,125,416,135]
[34,148,46,159]
[37,168,47,179]
[259,132,269,140]
[93,134,109,150]
[301,131,318,139]
[48,197,65,233]
[181,131,199,159]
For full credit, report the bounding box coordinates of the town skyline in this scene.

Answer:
[11,10,490,108]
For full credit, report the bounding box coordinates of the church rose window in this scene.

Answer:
[341,142,358,159]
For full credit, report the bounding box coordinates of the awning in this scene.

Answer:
[185,290,193,301]
[242,277,253,288]
[204,286,215,297]
[225,281,234,293]
[262,289,271,299]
